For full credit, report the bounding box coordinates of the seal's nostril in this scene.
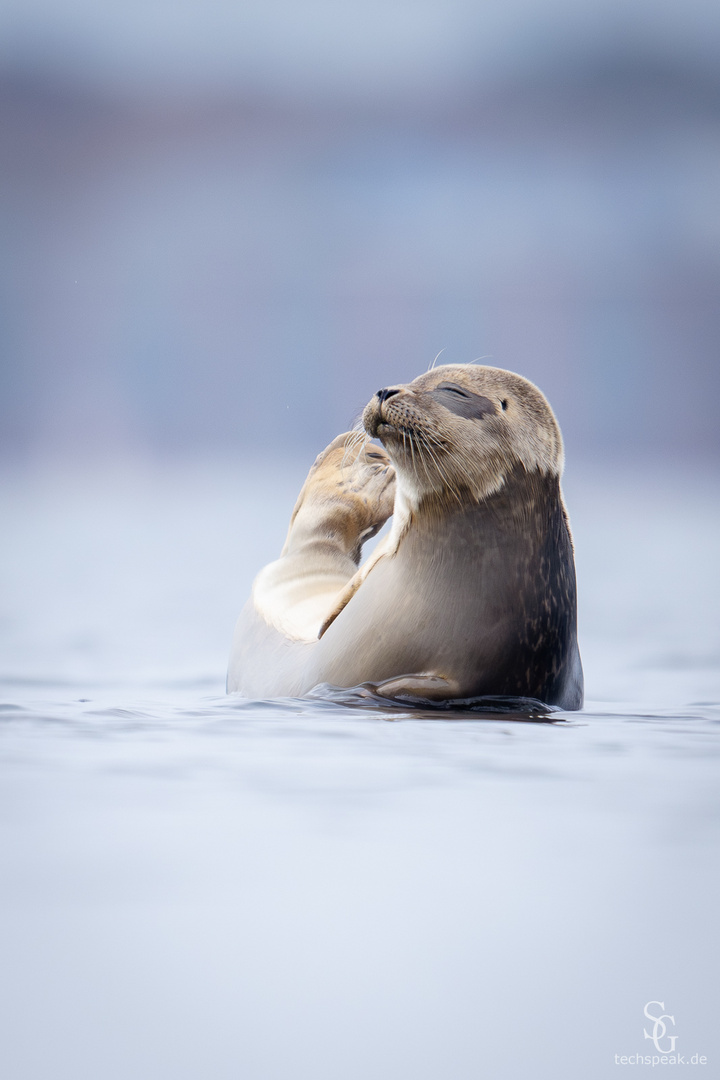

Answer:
[376,387,400,404]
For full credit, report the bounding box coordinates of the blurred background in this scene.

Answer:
[1,0,719,464]
[2,9,720,1079]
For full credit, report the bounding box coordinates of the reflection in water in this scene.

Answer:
[0,463,718,1079]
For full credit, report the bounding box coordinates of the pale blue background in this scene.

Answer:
[0,0,718,462]
[1,3,719,1078]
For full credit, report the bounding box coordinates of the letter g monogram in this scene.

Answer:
[643,1001,678,1052]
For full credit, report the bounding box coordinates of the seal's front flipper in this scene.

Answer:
[317,534,393,638]
[283,433,395,562]
[372,673,461,702]
[253,433,396,645]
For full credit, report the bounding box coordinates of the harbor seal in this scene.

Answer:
[227,364,583,710]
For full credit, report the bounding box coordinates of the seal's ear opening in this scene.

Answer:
[501,399,508,411]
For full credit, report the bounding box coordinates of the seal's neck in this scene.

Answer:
[398,464,564,542]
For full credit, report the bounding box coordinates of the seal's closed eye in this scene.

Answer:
[436,382,469,397]
[429,383,497,421]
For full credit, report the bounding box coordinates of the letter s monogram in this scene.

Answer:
[644,1001,678,1053]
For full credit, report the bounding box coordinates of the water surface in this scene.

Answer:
[1,460,718,1079]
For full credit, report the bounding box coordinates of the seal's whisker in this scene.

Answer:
[412,432,434,486]
[341,429,367,472]
[412,428,435,480]
[428,348,446,372]
[351,435,369,471]
[421,429,462,501]
[421,441,451,495]
[420,428,447,452]
[417,432,463,505]
[340,430,361,469]
[412,433,436,494]
[405,427,418,475]
[397,424,456,501]
[418,427,451,461]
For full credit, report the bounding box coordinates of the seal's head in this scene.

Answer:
[362,364,563,507]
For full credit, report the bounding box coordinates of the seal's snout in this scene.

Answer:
[375,387,400,404]
[363,385,404,438]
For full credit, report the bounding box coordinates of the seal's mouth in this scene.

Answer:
[363,398,420,446]
[365,414,406,444]
[362,400,385,440]
[362,385,407,441]
[372,420,427,459]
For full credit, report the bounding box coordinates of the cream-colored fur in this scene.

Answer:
[252,432,395,642]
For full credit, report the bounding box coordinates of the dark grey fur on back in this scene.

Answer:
[457,466,583,709]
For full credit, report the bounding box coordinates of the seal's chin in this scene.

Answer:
[363,416,403,451]
[361,400,383,439]
[362,399,407,444]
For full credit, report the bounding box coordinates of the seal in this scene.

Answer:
[227,364,583,710]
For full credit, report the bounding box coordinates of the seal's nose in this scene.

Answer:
[376,387,400,404]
